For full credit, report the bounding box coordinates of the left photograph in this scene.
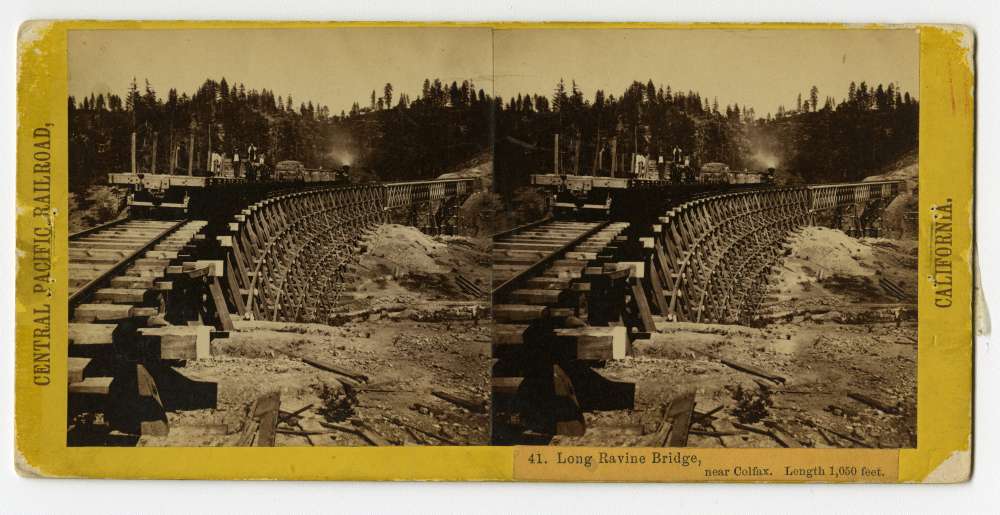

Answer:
[66,27,494,446]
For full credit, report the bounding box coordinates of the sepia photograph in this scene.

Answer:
[65,27,495,446]
[6,9,983,494]
[490,28,920,448]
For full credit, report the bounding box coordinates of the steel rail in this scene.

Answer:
[492,220,611,301]
[68,216,132,240]
[491,216,553,241]
[68,219,188,308]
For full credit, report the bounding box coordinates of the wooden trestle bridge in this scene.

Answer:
[68,176,479,442]
[491,176,903,444]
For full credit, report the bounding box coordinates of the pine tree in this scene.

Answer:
[553,78,568,112]
[126,77,140,112]
[422,78,431,100]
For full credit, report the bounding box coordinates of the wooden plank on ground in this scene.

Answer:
[665,390,696,447]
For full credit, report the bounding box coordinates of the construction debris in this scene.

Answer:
[847,392,902,415]
[432,389,488,414]
[720,358,786,385]
[237,391,281,447]
[299,356,369,384]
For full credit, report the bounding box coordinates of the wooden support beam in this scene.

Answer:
[629,278,656,335]
[208,276,235,331]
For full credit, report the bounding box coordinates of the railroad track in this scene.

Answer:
[491,218,634,443]
[68,217,216,440]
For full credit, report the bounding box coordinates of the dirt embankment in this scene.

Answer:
[865,151,918,239]
[437,151,493,193]
[552,227,917,449]
[139,225,492,447]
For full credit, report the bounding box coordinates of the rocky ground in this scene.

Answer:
[551,226,918,449]
[138,225,491,447]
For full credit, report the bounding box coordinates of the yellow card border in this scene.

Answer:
[14,21,974,482]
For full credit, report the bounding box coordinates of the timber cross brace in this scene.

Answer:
[643,180,903,325]
[216,178,478,324]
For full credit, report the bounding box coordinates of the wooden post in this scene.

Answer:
[150,131,158,174]
[553,133,560,174]
[591,131,601,176]
[573,133,581,175]
[168,131,175,174]
[130,131,137,174]
[206,124,212,172]
[610,137,618,177]
[187,132,194,176]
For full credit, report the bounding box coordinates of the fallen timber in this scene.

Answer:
[68,177,478,444]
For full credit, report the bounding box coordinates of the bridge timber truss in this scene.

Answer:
[644,180,902,325]
[217,179,478,323]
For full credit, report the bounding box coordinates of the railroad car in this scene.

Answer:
[273,160,306,181]
[109,160,351,216]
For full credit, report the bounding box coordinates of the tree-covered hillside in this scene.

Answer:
[495,79,918,201]
[68,77,493,191]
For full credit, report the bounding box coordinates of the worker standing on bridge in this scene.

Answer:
[246,144,259,182]
[233,151,242,179]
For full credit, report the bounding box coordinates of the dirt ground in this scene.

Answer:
[551,226,918,449]
[139,226,491,447]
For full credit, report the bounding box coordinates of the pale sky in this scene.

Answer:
[494,28,918,115]
[68,28,494,115]
[69,27,918,117]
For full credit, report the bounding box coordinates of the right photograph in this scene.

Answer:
[490,28,919,448]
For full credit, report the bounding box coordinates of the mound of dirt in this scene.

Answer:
[769,226,917,312]
[353,224,490,300]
